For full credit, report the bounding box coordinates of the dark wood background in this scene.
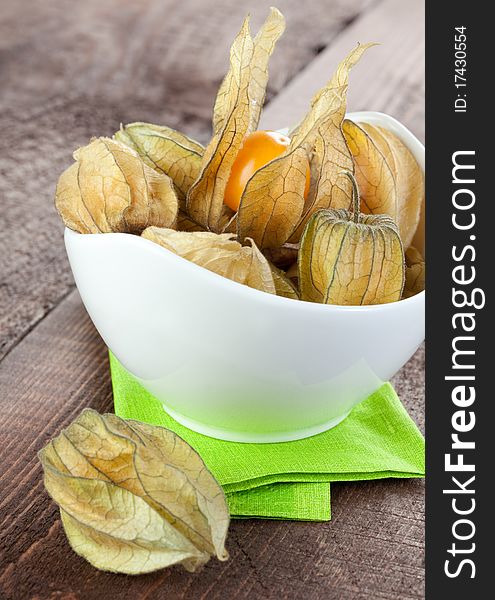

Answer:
[0,0,425,598]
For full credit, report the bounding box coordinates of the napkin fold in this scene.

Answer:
[110,354,424,521]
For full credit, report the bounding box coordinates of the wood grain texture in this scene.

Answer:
[0,0,373,361]
[0,292,424,600]
[0,0,425,597]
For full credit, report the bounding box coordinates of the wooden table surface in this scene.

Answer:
[0,1,425,598]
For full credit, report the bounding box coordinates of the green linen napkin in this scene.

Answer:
[110,354,424,521]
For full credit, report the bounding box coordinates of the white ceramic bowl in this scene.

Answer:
[65,112,425,443]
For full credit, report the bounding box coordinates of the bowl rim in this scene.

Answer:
[65,110,425,313]
[66,227,424,313]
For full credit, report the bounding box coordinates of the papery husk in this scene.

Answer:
[39,409,229,574]
[177,210,206,232]
[142,227,278,295]
[343,120,424,248]
[299,173,404,305]
[237,146,309,248]
[299,208,405,305]
[269,263,300,299]
[55,138,178,234]
[287,43,376,243]
[187,9,285,232]
[403,245,425,298]
[213,7,285,135]
[186,17,254,231]
[114,122,204,205]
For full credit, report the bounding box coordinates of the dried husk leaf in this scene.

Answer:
[177,210,206,232]
[188,10,285,232]
[343,120,424,248]
[247,7,286,132]
[217,206,237,233]
[342,119,397,215]
[269,263,300,299]
[55,138,178,234]
[114,123,204,205]
[103,415,228,561]
[186,18,254,231]
[403,246,425,298]
[237,146,309,249]
[364,124,424,248]
[247,238,280,294]
[142,227,277,295]
[299,208,405,305]
[288,43,376,243]
[38,409,229,574]
[213,7,285,136]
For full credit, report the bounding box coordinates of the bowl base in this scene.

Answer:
[161,403,352,443]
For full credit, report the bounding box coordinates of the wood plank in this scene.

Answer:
[0,0,372,361]
[0,292,424,600]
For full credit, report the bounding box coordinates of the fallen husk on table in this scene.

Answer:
[38,409,230,574]
[54,6,425,306]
